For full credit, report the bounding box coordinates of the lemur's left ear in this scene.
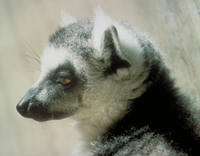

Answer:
[102,26,131,74]
[60,10,76,27]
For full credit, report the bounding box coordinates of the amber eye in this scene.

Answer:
[53,78,72,86]
[59,78,72,85]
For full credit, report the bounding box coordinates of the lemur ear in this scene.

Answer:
[102,26,131,75]
[92,7,130,74]
[60,10,76,27]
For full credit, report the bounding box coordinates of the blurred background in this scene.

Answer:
[1,0,200,155]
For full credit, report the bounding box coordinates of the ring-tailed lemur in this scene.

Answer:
[16,8,200,155]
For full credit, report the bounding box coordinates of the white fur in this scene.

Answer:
[92,7,143,73]
[92,7,113,53]
[60,10,77,27]
[40,45,84,79]
[37,87,48,102]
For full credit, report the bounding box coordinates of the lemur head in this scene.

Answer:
[17,8,147,124]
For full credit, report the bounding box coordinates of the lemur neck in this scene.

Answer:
[73,99,130,141]
[71,100,130,155]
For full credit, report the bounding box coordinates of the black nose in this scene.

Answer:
[16,97,30,118]
[16,94,53,122]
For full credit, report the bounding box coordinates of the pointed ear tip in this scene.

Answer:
[93,6,107,17]
[108,25,117,32]
[61,9,66,14]
[94,5,103,12]
[105,25,118,36]
[60,10,76,27]
[61,9,69,17]
[61,10,71,19]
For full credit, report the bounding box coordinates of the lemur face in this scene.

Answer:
[17,9,146,122]
[16,47,87,121]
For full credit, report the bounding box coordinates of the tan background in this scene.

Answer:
[1,0,200,155]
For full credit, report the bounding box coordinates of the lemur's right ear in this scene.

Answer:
[102,26,131,75]
[92,7,131,74]
[60,10,76,27]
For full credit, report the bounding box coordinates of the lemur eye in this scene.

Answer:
[53,71,74,88]
[59,78,72,85]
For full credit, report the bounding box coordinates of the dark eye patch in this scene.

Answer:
[51,62,77,90]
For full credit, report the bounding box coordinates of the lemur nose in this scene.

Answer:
[16,93,53,122]
[16,98,29,117]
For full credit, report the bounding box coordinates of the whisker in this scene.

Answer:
[24,40,41,62]
[17,39,41,71]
